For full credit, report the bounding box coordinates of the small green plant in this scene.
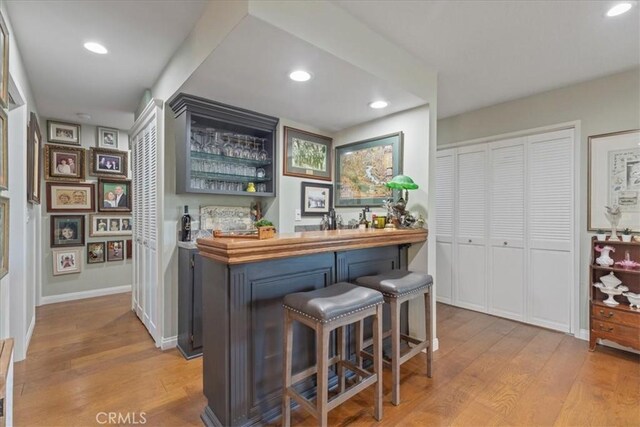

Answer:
[622,228,632,235]
[596,229,604,234]
[255,219,274,228]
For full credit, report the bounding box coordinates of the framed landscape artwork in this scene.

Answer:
[47,120,81,145]
[98,179,131,212]
[0,107,7,190]
[301,181,333,216]
[52,247,82,276]
[335,132,403,207]
[107,240,125,261]
[87,242,105,264]
[27,112,42,204]
[0,197,8,279]
[89,214,132,237]
[97,127,118,149]
[50,215,85,247]
[46,182,95,213]
[89,147,128,178]
[44,144,85,181]
[0,11,9,109]
[283,126,332,181]
[588,129,640,232]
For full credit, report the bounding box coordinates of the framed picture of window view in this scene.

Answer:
[0,107,7,190]
[52,247,82,276]
[50,215,85,247]
[335,132,403,207]
[27,112,42,204]
[107,240,125,261]
[87,242,106,264]
[301,181,333,216]
[97,127,119,149]
[89,214,132,237]
[47,120,81,145]
[44,144,85,181]
[283,127,332,181]
[46,182,95,213]
[0,197,8,280]
[98,178,131,212]
[89,147,128,178]
[0,11,9,109]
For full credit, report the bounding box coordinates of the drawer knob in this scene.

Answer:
[468,239,472,243]
[598,309,614,318]
[503,241,508,246]
[599,324,614,332]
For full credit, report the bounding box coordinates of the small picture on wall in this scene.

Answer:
[47,120,81,145]
[52,248,82,275]
[97,127,118,149]
[98,179,131,212]
[126,239,132,259]
[50,215,85,247]
[87,242,105,264]
[89,147,128,178]
[301,181,333,216]
[44,144,85,181]
[46,182,95,213]
[107,240,124,261]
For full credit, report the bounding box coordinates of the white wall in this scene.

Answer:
[438,68,640,331]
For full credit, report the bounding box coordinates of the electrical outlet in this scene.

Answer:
[295,209,302,221]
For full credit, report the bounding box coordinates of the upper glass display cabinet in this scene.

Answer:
[169,94,279,196]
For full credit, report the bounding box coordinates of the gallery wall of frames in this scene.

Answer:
[38,119,132,276]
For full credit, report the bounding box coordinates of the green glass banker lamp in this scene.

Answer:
[385,174,419,228]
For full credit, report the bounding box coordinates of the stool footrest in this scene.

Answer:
[399,342,428,366]
[327,375,378,411]
[336,359,372,379]
[286,386,319,420]
[291,355,341,385]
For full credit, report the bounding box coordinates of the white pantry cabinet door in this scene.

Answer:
[455,145,488,312]
[488,138,525,321]
[436,149,455,303]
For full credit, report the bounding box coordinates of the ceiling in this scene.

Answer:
[336,0,640,118]
[178,15,426,133]
[6,0,208,129]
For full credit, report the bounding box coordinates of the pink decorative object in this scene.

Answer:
[615,250,640,270]
[595,245,616,267]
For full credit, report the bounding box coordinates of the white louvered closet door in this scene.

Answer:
[132,133,143,318]
[455,145,488,311]
[527,129,574,332]
[436,149,455,304]
[489,138,526,321]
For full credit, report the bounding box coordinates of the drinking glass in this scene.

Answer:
[233,134,243,158]
[223,133,234,157]
[258,139,268,161]
[242,136,252,159]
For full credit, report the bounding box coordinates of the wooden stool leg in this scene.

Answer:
[355,320,363,369]
[282,310,293,427]
[425,289,433,378]
[316,324,330,427]
[373,304,383,421]
[337,326,346,392]
[390,298,401,406]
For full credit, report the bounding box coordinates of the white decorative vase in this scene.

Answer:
[595,246,616,267]
[621,234,632,242]
[596,233,607,241]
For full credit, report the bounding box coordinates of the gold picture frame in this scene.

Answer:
[27,112,42,204]
[0,197,8,279]
[44,144,85,182]
[0,11,9,109]
[0,108,7,190]
[89,147,128,179]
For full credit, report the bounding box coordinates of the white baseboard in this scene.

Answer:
[161,335,177,350]
[420,337,439,353]
[576,328,589,341]
[25,314,35,349]
[39,285,132,305]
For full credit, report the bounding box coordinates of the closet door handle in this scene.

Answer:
[468,239,472,243]
[598,309,614,319]
[503,241,508,246]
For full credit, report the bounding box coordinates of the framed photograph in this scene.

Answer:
[0,11,9,109]
[47,120,81,145]
[97,127,118,149]
[0,197,8,280]
[89,214,132,237]
[301,181,333,216]
[0,107,7,190]
[50,215,85,247]
[87,242,105,264]
[27,112,42,204]
[52,247,82,276]
[98,179,131,212]
[46,182,95,213]
[283,126,332,181]
[44,144,85,181]
[335,132,403,207]
[588,129,640,232]
[107,240,125,261]
[89,147,128,178]
[126,239,132,259]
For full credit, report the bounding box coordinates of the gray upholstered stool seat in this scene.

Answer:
[283,282,384,322]
[356,271,432,297]
[354,270,433,406]
[282,282,384,427]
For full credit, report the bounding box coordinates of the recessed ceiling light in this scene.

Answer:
[607,2,633,16]
[76,113,92,120]
[289,70,311,82]
[84,42,108,54]
[369,101,388,109]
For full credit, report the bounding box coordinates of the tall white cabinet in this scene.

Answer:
[436,129,575,333]
[130,99,164,346]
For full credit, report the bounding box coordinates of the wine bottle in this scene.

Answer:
[181,205,192,241]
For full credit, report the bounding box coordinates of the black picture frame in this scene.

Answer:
[87,242,106,264]
[301,181,333,216]
[97,178,132,212]
[50,215,85,247]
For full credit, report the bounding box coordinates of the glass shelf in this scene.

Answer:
[191,150,272,168]
[190,170,271,183]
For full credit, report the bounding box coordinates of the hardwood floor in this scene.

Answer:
[14,293,639,426]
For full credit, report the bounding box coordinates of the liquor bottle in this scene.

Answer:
[181,205,192,241]
[358,213,368,230]
[328,208,337,230]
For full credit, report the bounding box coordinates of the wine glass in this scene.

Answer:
[242,136,252,159]
[258,139,268,161]
[233,134,243,158]
[222,133,234,157]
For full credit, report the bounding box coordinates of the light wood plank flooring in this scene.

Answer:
[14,293,639,426]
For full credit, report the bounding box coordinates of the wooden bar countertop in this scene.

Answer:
[197,227,428,265]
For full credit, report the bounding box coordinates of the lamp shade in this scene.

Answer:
[385,174,419,190]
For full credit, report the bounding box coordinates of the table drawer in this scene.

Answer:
[591,305,640,328]
[591,319,640,346]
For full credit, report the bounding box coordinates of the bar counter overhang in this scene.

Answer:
[197,228,428,427]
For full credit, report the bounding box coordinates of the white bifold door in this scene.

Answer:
[436,129,575,333]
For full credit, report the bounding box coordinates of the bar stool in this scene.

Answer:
[282,282,384,427]
[355,270,433,405]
